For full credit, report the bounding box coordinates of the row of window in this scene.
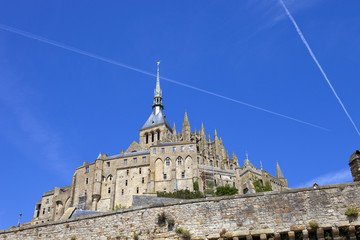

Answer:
[42,207,50,215]
[84,157,148,173]
[153,145,193,154]
[121,186,140,195]
[163,171,185,180]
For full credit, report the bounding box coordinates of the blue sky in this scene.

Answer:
[0,0,359,229]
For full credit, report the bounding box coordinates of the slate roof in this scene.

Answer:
[70,209,101,219]
[140,109,171,131]
[106,150,150,160]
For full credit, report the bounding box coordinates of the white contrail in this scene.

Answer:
[0,23,328,131]
[279,0,360,137]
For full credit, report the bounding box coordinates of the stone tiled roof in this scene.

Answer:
[43,190,54,197]
[70,209,101,219]
[140,109,171,131]
[106,150,150,160]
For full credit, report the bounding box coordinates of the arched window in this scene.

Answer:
[177,157,182,166]
[157,130,160,141]
[243,188,249,194]
[166,158,170,166]
[145,133,149,144]
[210,160,213,166]
[151,132,154,142]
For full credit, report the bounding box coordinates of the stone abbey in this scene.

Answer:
[32,64,288,224]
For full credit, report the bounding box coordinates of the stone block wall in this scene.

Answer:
[1,182,360,240]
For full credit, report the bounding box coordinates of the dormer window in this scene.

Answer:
[85,166,89,173]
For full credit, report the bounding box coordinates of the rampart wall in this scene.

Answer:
[1,182,360,240]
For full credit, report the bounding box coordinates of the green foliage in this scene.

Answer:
[157,212,167,226]
[193,181,199,191]
[207,180,215,189]
[157,189,204,199]
[206,188,215,195]
[167,217,175,230]
[133,232,139,240]
[253,180,272,193]
[345,207,359,218]
[175,228,191,240]
[309,221,319,228]
[215,185,238,196]
[113,205,126,211]
[65,223,70,228]
[70,237,76,240]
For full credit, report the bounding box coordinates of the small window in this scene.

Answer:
[125,180,128,186]
[161,148,165,154]
[106,162,110,167]
[85,166,89,173]
[181,146,184,152]
[136,187,139,194]
[163,174,167,180]
[166,159,170,166]
[108,187,111,194]
[189,145,193,151]
[121,189,124,195]
[126,170,129,176]
[86,178,88,184]
[43,208,45,214]
[142,177,145,184]
[142,156,146,163]
[181,172,185,179]
[139,168,142,174]
[214,179,217,186]
[178,158,182,166]
[47,207,50,213]
[124,159,127,166]
[172,147,176,152]
[153,148,156,154]
[210,160,213,166]
[46,198,49,204]
[230,164,233,170]
[133,158,137,164]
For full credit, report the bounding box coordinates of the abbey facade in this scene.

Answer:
[32,64,288,224]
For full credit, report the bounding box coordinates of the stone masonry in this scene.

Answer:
[2,182,360,240]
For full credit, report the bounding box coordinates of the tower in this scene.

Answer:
[139,62,172,148]
[349,150,360,182]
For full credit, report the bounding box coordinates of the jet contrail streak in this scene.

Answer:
[0,23,328,131]
[279,0,360,137]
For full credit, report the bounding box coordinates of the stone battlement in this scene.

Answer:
[1,182,359,239]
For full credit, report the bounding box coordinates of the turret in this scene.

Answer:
[349,150,360,182]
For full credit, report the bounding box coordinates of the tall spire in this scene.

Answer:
[276,161,284,179]
[153,61,163,112]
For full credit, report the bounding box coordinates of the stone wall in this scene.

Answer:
[1,182,360,240]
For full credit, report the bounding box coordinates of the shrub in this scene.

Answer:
[133,232,139,240]
[157,189,204,199]
[114,205,126,211]
[167,217,175,230]
[215,185,238,196]
[207,180,215,189]
[253,180,272,193]
[182,229,191,240]
[206,188,215,196]
[65,223,69,228]
[70,237,76,240]
[309,221,319,229]
[175,228,191,240]
[193,181,199,191]
[345,207,359,218]
[157,212,167,226]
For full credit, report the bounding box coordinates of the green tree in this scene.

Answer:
[253,180,272,193]
[215,185,238,196]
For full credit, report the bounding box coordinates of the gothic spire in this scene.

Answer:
[152,61,163,112]
[276,161,284,179]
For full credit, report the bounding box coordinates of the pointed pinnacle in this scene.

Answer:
[184,111,189,122]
